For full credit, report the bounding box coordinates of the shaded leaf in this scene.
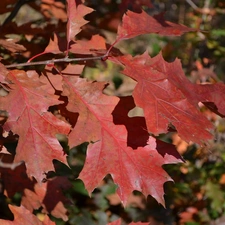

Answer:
[41,0,67,21]
[0,154,70,221]
[0,39,26,53]
[112,96,149,149]
[0,154,35,198]
[0,0,17,14]
[22,177,72,221]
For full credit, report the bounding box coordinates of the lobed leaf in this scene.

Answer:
[0,205,55,225]
[0,70,70,182]
[69,34,106,55]
[117,10,195,41]
[66,0,93,49]
[110,52,218,144]
[22,177,71,221]
[60,69,182,205]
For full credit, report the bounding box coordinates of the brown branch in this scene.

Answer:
[5,55,107,69]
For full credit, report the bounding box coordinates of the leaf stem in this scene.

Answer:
[5,55,107,69]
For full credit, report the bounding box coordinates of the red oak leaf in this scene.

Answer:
[63,77,118,148]
[60,64,117,147]
[43,33,66,55]
[117,10,195,41]
[22,177,71,221]
[0,39,26,53]
[0,70,70,182]
[195,83,225,117]
[28,1,96,60]
[108,218,150,225]
[113,96,183,163]
[0,154,35,197]
[111,52,216,144]
[27,33,67,62]
[79,130,176,206]
[66,0,93,49]
[112,96,149,148]
[140,54,225,117]
[69,34,106,55]
[61,72,180,205]
[0,154,70,221]
[0,205,44,225]
[41,0,67,21]
[0,62,9,83]
[41,68,64,92]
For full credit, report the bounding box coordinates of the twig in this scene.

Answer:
[0,159,24,170]
[2,0,35,27]
[5,55,107,69]
[185,0,219,15]
[186,0,198,10]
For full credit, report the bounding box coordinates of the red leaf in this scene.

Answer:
[107,219,122,225]
[28,33,67,62]
[129,222,150,225]
[0,70,70,182]
[112,96,149,149]
[112,96,183,163]
[112,52,215,144]
[196,83,225,116]
[80,134,175,206]
[0,154,70,221]
[69,34,106,55]
[0,205,43,225]
[22,177,71,221]
[41,0,67,21]
[0,154,35,197]
[66,0,93,49]
[44,33,65,55]
[61,65,118,147]
[0,63,9,83]
[66,79,118,147]
[0,39,26,53]
[117,10,195,41]
[61,72,180,205]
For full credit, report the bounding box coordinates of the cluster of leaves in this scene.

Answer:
[0,0,225,224]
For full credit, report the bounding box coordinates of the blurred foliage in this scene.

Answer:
[1,0,225,225]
